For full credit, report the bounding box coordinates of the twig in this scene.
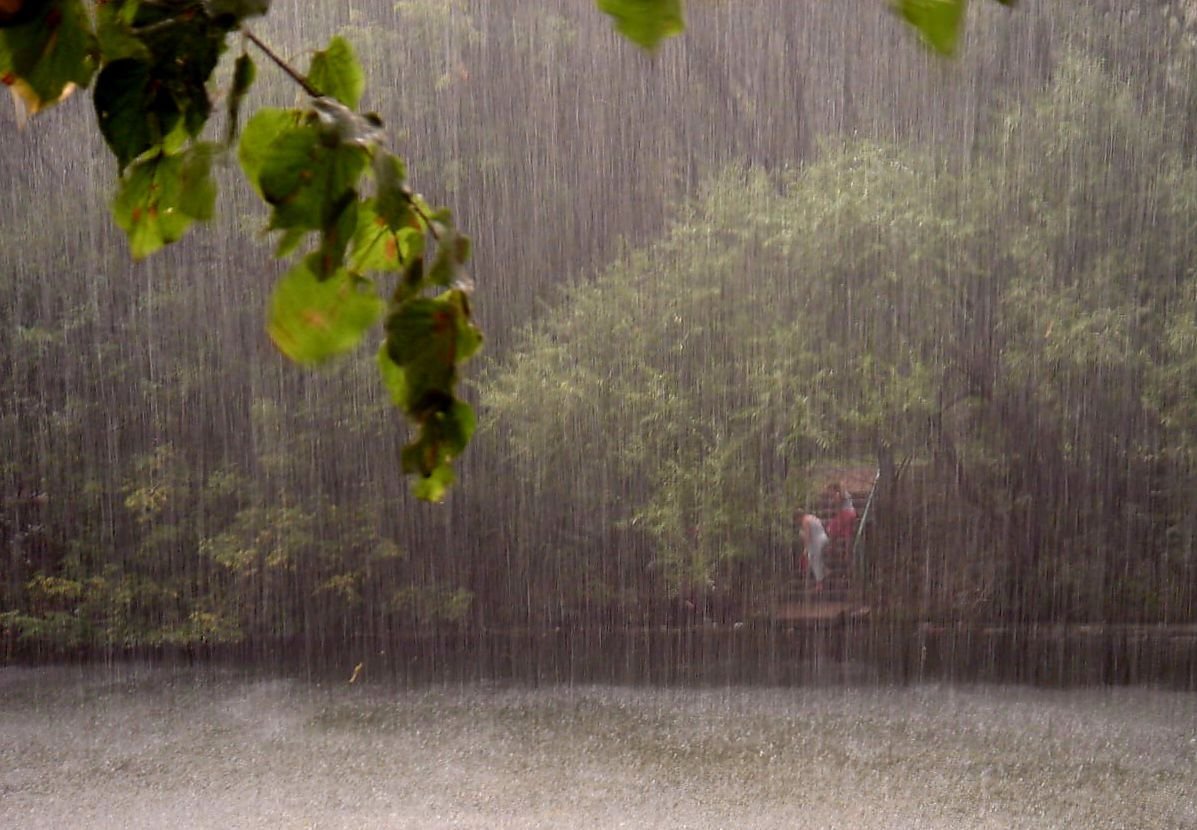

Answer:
[244,28,321,98]
[405,195,442,242]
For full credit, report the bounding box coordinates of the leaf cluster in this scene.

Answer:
[235,38,481,501]
[1,1,481,500]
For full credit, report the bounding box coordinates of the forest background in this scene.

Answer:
[3,0,1197,657]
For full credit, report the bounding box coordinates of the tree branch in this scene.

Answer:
[244,28,321,98]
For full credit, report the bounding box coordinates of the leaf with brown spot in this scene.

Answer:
[267,255,382,364]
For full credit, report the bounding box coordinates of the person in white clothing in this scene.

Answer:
[795,509,829,592]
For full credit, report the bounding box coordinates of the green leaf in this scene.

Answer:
[399,401,475,502]
[238,106,297,194]
[93,8,224,171]
[224,51,255,145]
[377,341,409,408]
[427,233,458,288]
[176,142,218,220]
[257,121,369,231]
[453,234,472,265]
[440,400,477,455]
[438,289,481,362]
[93,57,158,170]
[349,202,404,274]
[383,286,479,500]
[111,143,218,258]
[428,227,473,288]
[894,0,966,56]
[410,459,454,503]
[397,228,425,264]
[307,34,363,108]
[314,192,358,278]
[129,4,227,138]
[95,0,150,63]
[267,257,383,364]
[373,152,412,231]
[596,0,683,50]
[385,297,459,415]
[384,291,481,417]
[0,0,96,117]
[207,0,271,24]
[273,226,307,258]
[395,253,425,304]
[231,51,255,96]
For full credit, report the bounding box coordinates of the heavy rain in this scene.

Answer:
[2,1,1196,828]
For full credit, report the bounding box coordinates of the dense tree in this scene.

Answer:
[478,48,1197,625]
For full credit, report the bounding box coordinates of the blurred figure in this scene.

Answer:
[825,481,857,568]
[795,508,828,592]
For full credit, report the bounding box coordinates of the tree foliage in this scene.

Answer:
[480,50,1197,623]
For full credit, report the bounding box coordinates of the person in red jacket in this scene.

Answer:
[825,481,857,568]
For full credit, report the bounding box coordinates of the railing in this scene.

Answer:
[851,469,881,575]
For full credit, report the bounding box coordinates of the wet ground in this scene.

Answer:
[1,664,1195,829]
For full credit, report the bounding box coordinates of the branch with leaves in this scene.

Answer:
[1,0,482,501]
